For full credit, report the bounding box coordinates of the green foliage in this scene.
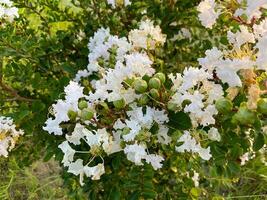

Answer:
[0,0,267,199]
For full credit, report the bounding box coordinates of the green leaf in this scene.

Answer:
[109,186,121,200]
[253,132,265,151]
[143,189,157,199]
[167,111,192,130]
[128,192,140,200]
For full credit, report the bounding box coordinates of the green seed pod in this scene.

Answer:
[81,108,94,121]
[136,130,151,142]
[67,110,77,121]
[154,72,166,83]
[150,88,160,100]
[139,94,150,105]
[215,98,233,114]
[257,98,267,115]
[167,102,177,111]
[149,77,161,89]
[78,100,88,110]
[133,78,148,93]
[113,99,126,109]
[122,127,130,135]
[233,106,256,125]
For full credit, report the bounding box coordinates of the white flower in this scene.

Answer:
[66,123,85,145]
[216,57,255,87]
[84,163,105,180]
[0,116,24,157]
[107,0,131,8]
[197,0,220,28]
[145,154,164,170]
[255,35,267,70]
[124,143,147,165]
[157,125,171,144]
[179,67,212,92]
[235,0,267,21]
[120,106,168,142]
[0,139,10,157]
[67,158,105,185]
[208,127,221,141]
[0,0,19,23]
[129,19,166,49]
[176,131,212,160]
[198,47,223,72]
[227,25,255,49]
[43,81,84,135]
[58,141,76,167]
[253,19,267,38]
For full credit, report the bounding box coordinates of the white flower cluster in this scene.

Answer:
[176,131,212,160]
[234,0,267,22]
[197,0,221,28]
[196,0,267,166]
[0,116,24,157]
[0,0,19,23]
[107,0,131,8]
[44,20,172,185]
[128,19,166,49]
[197,0,267,28]
[169,67,223,127]
[44,19,223,185]
[198,15,267,87]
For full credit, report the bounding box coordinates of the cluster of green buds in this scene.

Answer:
[131,72,169,106]
[68,100,95,122]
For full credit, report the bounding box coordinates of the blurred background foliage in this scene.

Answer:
[0,0,266,199]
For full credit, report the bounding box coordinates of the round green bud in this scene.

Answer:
[150,88,160,100]
[149,77,161,89]
[133,78,148,93]
[181,99,191,108]
[154,72,166,83]
[257,98,267,115]
[122,127,130,135]
[67,110,77,121]
[167,102,177,111]
[233,107,255,125]
[78,100,88,110]
[139,94,150,105]
[136,130,151,142]
[215,98,233,114]
[81,108,94,121]
[113,99,125,109]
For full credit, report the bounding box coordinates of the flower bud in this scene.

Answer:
[154,72,166,83]
[78,100,88,110]
[232,106,256,125]
[122,127,130,135]
[136,130,151,142]
[139,94,149,105]
[215,98,233,114]
[149,77,161,89]
[167,102,177,111]
[133,78,148,93]
[257,99,267,115]
[81,108,94,121]
[113,99,126,109]
[67,110,77,121]
[150,88,160,100]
